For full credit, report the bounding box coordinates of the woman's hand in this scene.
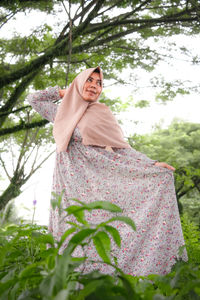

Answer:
[154,162,175,172]
[59,89,66,98]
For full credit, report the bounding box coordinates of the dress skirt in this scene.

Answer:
[48,127,187,276]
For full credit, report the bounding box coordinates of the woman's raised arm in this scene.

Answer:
[27,86,62,123]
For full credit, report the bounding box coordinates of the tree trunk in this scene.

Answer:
[0,182,21,210]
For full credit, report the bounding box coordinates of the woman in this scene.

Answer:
[28,66,187,276]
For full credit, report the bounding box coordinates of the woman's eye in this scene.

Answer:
[87,78,101,86]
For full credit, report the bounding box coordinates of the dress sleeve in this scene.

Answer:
[134,150,157,165]
[27,86,60,123]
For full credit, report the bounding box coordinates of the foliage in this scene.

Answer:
[0,198,136,299]
[181,193,200,226]
[181,213,200,265]
[0,199,200,299]
[128,120,200,217]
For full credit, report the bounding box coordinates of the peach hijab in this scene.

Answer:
[53,67,130,152]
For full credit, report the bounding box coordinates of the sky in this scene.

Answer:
[0,6,199,225]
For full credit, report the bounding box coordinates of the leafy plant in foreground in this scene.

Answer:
[0,197,200,299]
[0,198,136,299]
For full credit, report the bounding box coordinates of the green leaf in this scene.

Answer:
[71,257,87,263]
[118,274,138,299]
[104,225,121,247]
[103,216,136,231]
[69,228,96,244]
[69,198,85,205]
[73,210,88,225]
[96,231,111,254]
[76,280,105,300]
[65,205,88,225]
[92,231,111,264]
[134,100,150,108]
[0,279,17,297]
[51,191,63,209]
[58,227,77,248]
[178,245,186,256]
[84,201,122,213]
[39,275,55,297]
[19,263,41,279]
[47,254,56,270]
[65,205,83,214]
[54,289,70,300]
[65,221,82,229]
[35,232,55,246]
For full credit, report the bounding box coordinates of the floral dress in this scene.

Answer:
[28,86,187,276]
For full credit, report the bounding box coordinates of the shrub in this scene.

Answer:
[0,199,199,299]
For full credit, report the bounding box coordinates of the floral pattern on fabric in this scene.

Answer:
[28,86,187,276]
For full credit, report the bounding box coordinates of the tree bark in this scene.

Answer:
[0,119,49,136]
[0,182,22,210]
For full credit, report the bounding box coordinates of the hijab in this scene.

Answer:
[53,67,130,152]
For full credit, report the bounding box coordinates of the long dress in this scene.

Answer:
[28,86,187,276]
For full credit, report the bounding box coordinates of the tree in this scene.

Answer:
[0,125,55,210]
[0,200,21,226]
[128,120,200,216]
[0,0,200,209]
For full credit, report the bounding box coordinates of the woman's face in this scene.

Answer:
[82,72,102,102]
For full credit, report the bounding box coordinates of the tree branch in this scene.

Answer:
[96,0,122,17]
[0,105,31,118]
[27,149,55,181]
[0,155,11,180]
[55,0,97,44]
[177,185,196,199]
[0,70,39,126]
[15,124,30,172]
[84,6,199,35]
[0,119,49,137]
[0,9,21,29]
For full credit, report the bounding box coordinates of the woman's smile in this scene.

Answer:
[86,90,96,95]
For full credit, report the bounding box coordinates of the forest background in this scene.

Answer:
[0,0,200,228]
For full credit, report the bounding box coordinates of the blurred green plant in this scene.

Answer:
[0,197,199,299]
[0,197,136,299]
[181,213,200,265]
